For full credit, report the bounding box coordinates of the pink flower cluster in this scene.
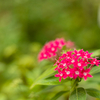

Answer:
[54,49,100,81]
[38,38,75,61]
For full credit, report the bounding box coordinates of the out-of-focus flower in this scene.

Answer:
[38,38,75,62]
[66,41,75,49]
[54,49,100,82]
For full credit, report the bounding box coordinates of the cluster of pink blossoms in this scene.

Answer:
[38,38,75,61]
[54,49,100,81]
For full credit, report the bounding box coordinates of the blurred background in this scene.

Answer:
[0,0,100,100]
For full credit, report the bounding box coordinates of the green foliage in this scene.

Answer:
[30,65,55,89]
[51,91,69,100]
[0,0,100,100]
[69,87,86,100]
[30,65,71,89]
[91,49,100,57]
[90,65,100,75]
[86,88,100,99]
[36,77,70,85]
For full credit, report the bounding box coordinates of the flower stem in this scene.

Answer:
[70,79,78,92]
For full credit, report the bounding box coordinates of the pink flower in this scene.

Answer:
[38,38,75,61]
[73,49,83,57]
[82,51,93,59]
[55,69,65,82]
[64,68,73,79]
[90,58,100,66]
[72,68,83,79]
[82,68,93,80]
[54,49,100,82]
[74,59,87,70]
[65,41,75,49]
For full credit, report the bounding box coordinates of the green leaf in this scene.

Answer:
[51,91,69,100]
[37,77,70,85]
[86,88,100,99]
[29,86,55,98]
[62,45,67,51]
[90,65,100,75]
[69,87,86,100]
[30,65,56,89]
[87,74,100,83]
[37,65,56,81]
[91,49,100,57]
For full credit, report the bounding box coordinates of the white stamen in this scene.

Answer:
[83,72,87,76]
[44,54,46,57]
[78,63,81,66]
[71,60,75,63]
[66,71,70,75]
[75,71,79,75]
[93,61,96,64]
[51,47,55,51]
[67,57,70,59]
[63,63,66,66]
[84,56,87,58]
[60,73,63,76]
[77,53,80,56]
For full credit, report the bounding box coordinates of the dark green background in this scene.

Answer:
[0,0,100,100]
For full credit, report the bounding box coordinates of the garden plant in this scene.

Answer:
[30,38,100,100]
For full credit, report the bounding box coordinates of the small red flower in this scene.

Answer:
[54,49,100,82]
[82,68,93,81]
[55,69,65,82]
[90,58,100,66]
[72,68,83,79]
[38,38,75,61]
[65,41,75,49]
[64,68,73,79]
